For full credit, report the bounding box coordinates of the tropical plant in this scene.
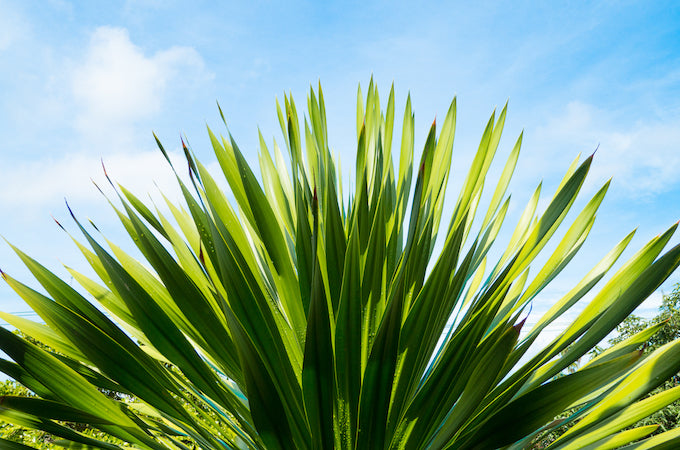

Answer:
[2,80,680,449]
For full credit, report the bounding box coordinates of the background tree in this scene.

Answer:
[0,379,53,449]
[0,331,127,449]
[609,283,680,350]
[596,283,680,435]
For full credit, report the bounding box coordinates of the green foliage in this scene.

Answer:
[609,283,680,350]
[0,379,52,449]
[0,332,129,448]
[0,376,131,449]
[590,284,680,438]
[1,80,680,449]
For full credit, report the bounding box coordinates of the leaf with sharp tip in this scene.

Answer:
[356,83,364,140]
[516,180,610,307]
[427,321,520,448]
[480,131,521,231]
[526,233,680,386]
[527,228,635,341]
[457,351,641,450]
[555,383,680,449]
[554,324,680,445]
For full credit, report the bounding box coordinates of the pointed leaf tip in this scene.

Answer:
[592,143,600,157]
[514,317,527,333]
[91,179,105,196]
[216,100,228,127]
[88,219,100,233]
[515,302,533,333]
[101,159,115,188]
[65,199,76,220]
[51,215,65,232]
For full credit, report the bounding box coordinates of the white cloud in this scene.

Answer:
[523,314,574,349]
[2,25,216,207]
[0,147,232,221]
[71,26,211,141]
[0,150,186,208]
[532,101,680,197]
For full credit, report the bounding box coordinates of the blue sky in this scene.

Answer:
[1,1,680,346]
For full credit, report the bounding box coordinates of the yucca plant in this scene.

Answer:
[2,80,680,450]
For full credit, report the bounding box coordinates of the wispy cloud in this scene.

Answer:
[531,101,680,198]
[0,150,184,208]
